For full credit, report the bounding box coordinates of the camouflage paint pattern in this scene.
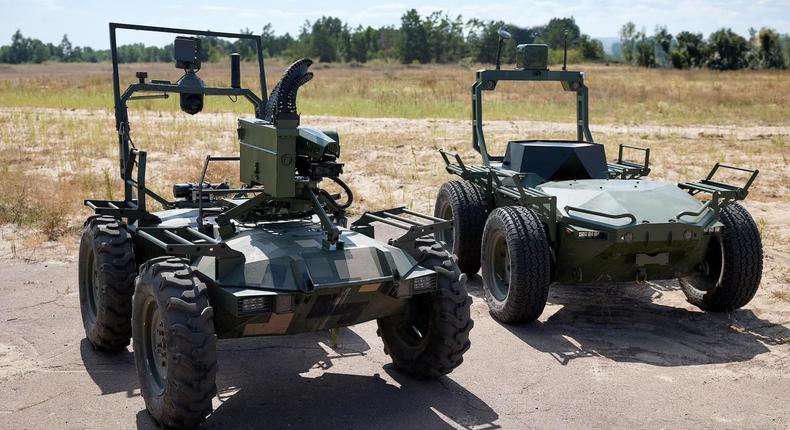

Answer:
[139,208,437,338]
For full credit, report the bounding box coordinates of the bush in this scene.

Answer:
[670,31,708,69]
[580,35,604,61]
[707,29,749,70]
[634,33,656,67]
[749,28,785,69]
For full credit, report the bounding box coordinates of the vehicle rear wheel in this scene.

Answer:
[434,181,487,277]
[377,239,473,378]
[132,257,217,429]
[679,203,763,311]
[78,215,136,350]
[481,206,551,323]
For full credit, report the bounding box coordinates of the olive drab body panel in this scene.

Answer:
[238,118,296,197]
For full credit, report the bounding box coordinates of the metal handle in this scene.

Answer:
[565,206,636,225]
[676,201,712,221]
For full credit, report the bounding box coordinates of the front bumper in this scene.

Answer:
[555,220,719,283]
[208,267,438,338]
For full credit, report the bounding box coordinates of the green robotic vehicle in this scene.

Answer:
[79,23,471,428]
[435,28,763,323]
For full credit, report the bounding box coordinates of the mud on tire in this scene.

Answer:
[481,206,551,324]
[78,215,136,350]
[434,181,487,277]
[680,203,763,311]
[377,238,473,378]
[132,257,218,429]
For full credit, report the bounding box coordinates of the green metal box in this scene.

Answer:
[516,44,549,70]
[238,118,296,198]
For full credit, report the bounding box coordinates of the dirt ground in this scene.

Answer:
[1,221,788,429]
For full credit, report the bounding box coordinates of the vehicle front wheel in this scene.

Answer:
[377,239,473,378]
[132,257,217,429]
[481,206,551,323]
[679,203,763,311]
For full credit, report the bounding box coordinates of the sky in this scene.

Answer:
[1,0,788,48]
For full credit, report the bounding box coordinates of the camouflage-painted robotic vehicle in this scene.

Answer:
[79,23,471,428]
[435,28,762,323]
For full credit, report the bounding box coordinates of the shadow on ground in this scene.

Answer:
[81,328,498,430]
[467,276,790,367]
[79,339,140,397]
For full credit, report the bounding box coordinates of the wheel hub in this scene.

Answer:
[397,295,432,349]
[86,253,100,321]
[153,317,167,376]
[487,231,510,301]
[698,260,710,277]
[437,201,454,249]
[143,299,167,393]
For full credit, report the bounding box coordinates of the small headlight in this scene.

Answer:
[238,296,273,314]
[412,273,438,292]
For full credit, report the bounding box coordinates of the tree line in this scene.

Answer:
[1,10,787,70]
[0,11,602,65]
[283,13,604,65]
[618,23,789,70]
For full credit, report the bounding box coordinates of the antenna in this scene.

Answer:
[562,30,568,71]
[495,27,512,70]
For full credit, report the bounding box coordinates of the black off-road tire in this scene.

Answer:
[481,207,551,323]
[377,239,473,378]
[132,257,218,429]
[434,181,487,277]
[78,215,136,350]
[680,203,763,311]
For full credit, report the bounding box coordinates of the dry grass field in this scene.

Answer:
[0,61,788,301]
[1,61,789,124]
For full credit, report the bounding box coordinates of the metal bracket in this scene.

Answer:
[308,190,342,250]
[607,144,651,179]
[84,199,161,223]
[439,149,488,180]
[136,226,243,259]
[351,207,452,248]
[677,162,758,218]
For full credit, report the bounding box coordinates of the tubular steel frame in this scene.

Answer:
[109,23,267,206]
[471,68,593,165]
